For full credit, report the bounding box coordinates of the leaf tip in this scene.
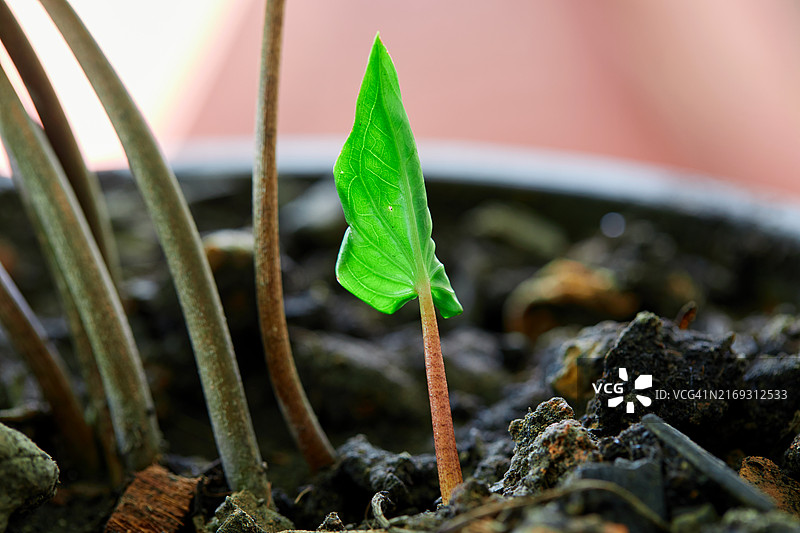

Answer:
[372,32,386,57]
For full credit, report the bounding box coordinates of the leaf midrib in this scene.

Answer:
[351,64,423,291]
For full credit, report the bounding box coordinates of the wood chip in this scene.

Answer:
[105,464,200,533]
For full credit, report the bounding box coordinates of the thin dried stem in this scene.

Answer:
[253,0,335,471]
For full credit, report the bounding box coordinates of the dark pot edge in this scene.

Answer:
[4,137,800,245]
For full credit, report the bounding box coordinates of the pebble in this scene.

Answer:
[293,435,438,527]
[500,399,600,496]
[739,456,800,517]
[543,320,625,409]
[671,504,718,533]
[0,422,59,531]
[508,397,575,449]
[785,433,800,478]
[289,329,429,428]
[741,355,800,449]
[706,508,800,533]
[208,490,293,533]
[316,511,345,531]
[516,503,629,533]
[202,229,253,273]
[567,457,666,520]
[504,259,638,344]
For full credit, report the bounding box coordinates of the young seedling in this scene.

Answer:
[334,34,464,504]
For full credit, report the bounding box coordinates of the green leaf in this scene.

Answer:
[334,34,462,319]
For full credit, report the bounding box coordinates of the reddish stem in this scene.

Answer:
[253,0,336,471]
[418,286,463,504]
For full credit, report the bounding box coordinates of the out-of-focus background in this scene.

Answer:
[2,0,800,200]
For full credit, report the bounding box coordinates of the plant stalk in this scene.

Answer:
[253,0,336,471]
[0,0,121,289]
[0,261,98,471]
[39,0,269,495]
[418,285,462,504]
[2,0,124,481]
[0,64,160,471]
[10,160,124,485]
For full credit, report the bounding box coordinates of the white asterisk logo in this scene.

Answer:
[607,368,653,413]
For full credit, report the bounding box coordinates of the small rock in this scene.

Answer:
[785,433,800,479]
[566,457,666,520]
[294,435,438,527]
[507,397,575,449]
[387,510,447,532]
[745,314,800,356]
[504,259,638,344]
[543,321,625,409]
[739,456,800,517]
[500,404,600,496]
[742,355,800,444]
[597,421,664,464]
[440,328,507,401]
[516,502,630,533]
[290,329,428,428]
[316,511,345,531]
[599,421,775,516]
[551,479,667,533]
[0,422,59,531]
[447,478,496,514]
[706,508,800,533]
[203,229,253,272]
[208,490,293,533]
[460,429,515,487]
[216,508,265,533]
[670,504,718,533]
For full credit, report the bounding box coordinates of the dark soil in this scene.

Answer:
[2,171,800,532]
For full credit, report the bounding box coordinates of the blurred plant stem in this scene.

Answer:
[38,0,270,495]
[10,157,124,484]
[1,0,123,482]
[0,0,121,290]
[253,0,336,472]
[0,65,160,471]
[0,261,99,472]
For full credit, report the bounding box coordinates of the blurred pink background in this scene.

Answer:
[3,1,800,200]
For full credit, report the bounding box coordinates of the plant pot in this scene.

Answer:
[3,142,800,531]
